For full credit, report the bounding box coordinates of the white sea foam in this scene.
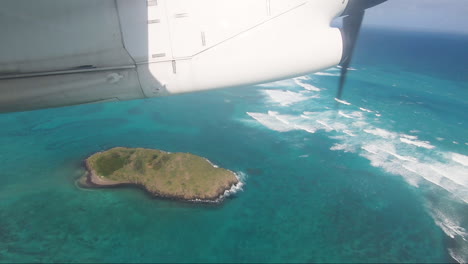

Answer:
[449,249,467,264]
[339,111,364,119]
[299,154,309,158]
[326,67,340,72]
[248,79,468,262]
[190,171,245,203]
[295,75,311,81]
[314,72,340,77]
[359,107,373,113]
[334,98,352,105]
[431,209,468,241]
[204,158,219,168]
[363,128,397,139]
[400,134,418,140]
[331,143,356,153]
[293,78,321,92]
[352,121,368,128]
[263,90,311,106]
[359,140,468,203]
[451,153,468,166]
[343,130,356,137]
[294,124,317,134]
[316,120,334,132]
[400,137,435,149]
[338,111,353,119]
[360,143,420,187]
[246,112,293,132]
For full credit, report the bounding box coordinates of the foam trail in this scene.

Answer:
[263,90,310,106]
[400,134,418,140]
[334,98,351,105]
[451,153,468,166]
[314,72,340,77]
[316,120,333,131]
[400,137,436,149]
[293,78,321,92]
[363,128,397,139]
[431,209,468,240]
[359,107,373,113]
[326,67,340,72]
[246,112,293,132]
[343,130,356,137]
[338,111,353,119]
[330,143,356,153]
[295,75,311,81]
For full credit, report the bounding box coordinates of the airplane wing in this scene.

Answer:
[0,0,385,113]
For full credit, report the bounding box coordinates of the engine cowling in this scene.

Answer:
[0,0,349,113]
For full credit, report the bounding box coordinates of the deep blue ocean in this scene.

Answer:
[0,28,467,263]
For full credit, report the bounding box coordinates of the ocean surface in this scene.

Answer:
[0,28,467,263]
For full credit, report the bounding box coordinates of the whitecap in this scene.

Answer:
[334,98,351,105]
[359,107,373,113]
[295,75,311,81]
[400,137,436,149]
[338,111,353,119]
[314,72,340,77]
[431,209,468,241]
[293,78,321,92]
[343,130,356,137]
[246,112,293,132]
[331,143,356,153]
[352,121,368,128]
[326,67,340,72]
[316,120,334,131]
[263,90,311,106]
[400,134,418,140]
[363,128,397,139]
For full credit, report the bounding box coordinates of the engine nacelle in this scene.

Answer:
[0,0,348,113]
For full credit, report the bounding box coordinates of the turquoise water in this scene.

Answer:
[0,29,466,263]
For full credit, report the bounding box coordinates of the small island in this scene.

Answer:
[78,147,241,202]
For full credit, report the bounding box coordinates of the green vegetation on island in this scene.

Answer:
[80,147,239,201]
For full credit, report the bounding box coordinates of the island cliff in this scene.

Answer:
[79,147,240,202]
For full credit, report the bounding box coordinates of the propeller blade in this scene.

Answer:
[337,11,365,100]
[336,0,387,102]
[341,0,387,17]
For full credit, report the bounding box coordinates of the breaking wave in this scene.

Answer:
[244,74,468,262]
[314,72,340,77]
[335,98,352,105]
[190,171,246,203]
[293,78,321,92]
[262,90,312,106]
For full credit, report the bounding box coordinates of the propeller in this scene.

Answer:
[336,0,387,101]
